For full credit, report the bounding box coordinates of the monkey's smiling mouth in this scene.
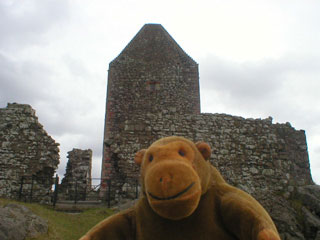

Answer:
[148,182,195,201]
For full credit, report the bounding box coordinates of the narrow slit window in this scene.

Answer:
[146,81,160,91]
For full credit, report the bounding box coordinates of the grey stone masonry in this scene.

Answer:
[104,111,318,239]
[60,148,92,200]
[0,103,59,202]
[107,113,312,190]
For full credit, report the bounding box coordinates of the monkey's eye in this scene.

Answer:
[149,155,153,162]
[178,149,185,157]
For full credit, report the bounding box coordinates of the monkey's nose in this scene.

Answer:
[159,174,173,189]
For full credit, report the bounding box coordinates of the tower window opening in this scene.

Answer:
[146,81,160,91]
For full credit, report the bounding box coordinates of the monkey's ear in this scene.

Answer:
[134,149,146,165]
[195,142,211,160]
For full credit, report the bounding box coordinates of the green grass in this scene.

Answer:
[0,198,114,240]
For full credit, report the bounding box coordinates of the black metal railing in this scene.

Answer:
[0,175,54,203]
[55,177,140,207]
[0,175,140,208]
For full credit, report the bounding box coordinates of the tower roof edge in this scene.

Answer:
[110,24,197,66]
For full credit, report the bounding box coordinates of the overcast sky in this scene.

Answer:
[0,0,319,184]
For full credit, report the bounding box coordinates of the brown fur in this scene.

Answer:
[80,136,280,240]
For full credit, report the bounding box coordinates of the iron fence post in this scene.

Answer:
[30,175,34,202]
[84,178,87,201]
[53,174,59,207]
[74,180,78,204]
[107,179,111,208]
[19,176,24,201]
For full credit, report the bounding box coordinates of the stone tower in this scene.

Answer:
[101,24,200,185]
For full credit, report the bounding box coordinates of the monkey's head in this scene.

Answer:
[134,136,212,220]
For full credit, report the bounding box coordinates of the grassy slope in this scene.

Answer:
[0,198,114,240]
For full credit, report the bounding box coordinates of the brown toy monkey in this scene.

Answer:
[80,136,280,240]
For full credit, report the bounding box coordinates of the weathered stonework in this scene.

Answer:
[60,148,92,200]
[101,24,319,239]
[102,23,200,189]
[107,114,312,188]
[0,103,60,202]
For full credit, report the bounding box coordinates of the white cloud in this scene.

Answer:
[0,0,70,50]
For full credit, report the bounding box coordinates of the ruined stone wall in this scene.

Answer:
[60,148,92,200]
[0,103,60,202]
[105,112,312,189]
[104,112,318,239]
